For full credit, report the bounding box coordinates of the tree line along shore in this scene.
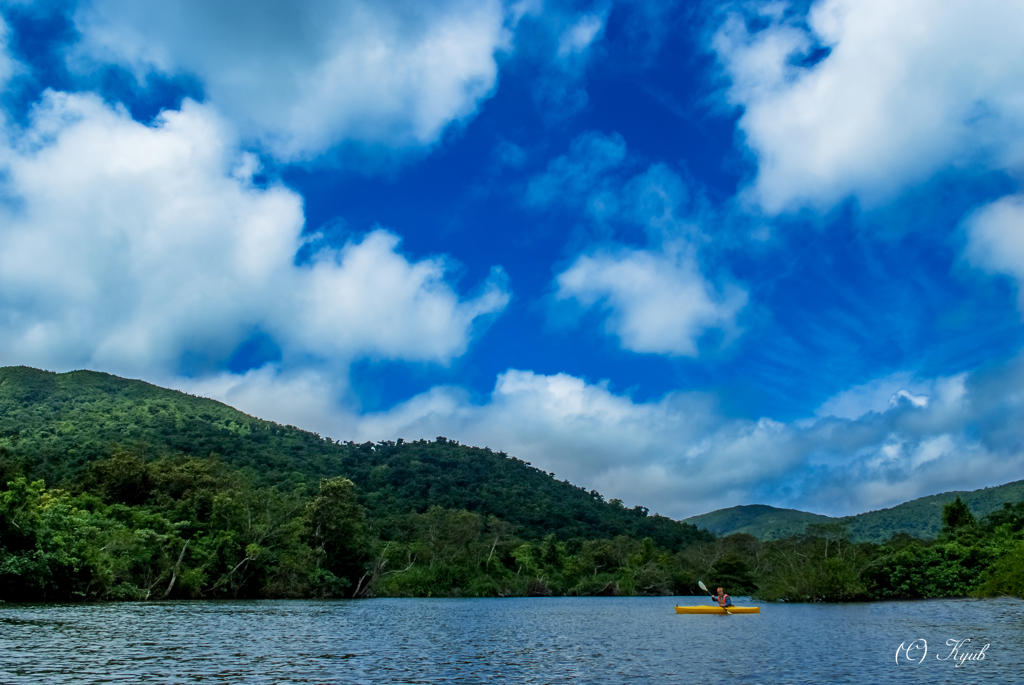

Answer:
[2,451,1022,602]
[1,365,1022,602]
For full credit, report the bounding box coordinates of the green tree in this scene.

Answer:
[974,541,1024,597]
[305,477,368,595]
[942,496,976,533]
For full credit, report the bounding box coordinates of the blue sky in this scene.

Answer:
[3,0,1024,518]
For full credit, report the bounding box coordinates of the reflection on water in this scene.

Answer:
[1,596,1023,684]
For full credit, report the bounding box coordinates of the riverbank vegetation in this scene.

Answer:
[0,450,709,601]
[3,451,1022,602]
[1,366,1022,602]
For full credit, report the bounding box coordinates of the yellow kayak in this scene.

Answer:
[675,605,760,614]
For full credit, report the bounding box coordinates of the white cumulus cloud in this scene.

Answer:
[714,0,1024,213]
[556,242,747,356]
[0,91,508,378]
[70,0,512,160]
[965,193,1024,307]
[528,132,746,356]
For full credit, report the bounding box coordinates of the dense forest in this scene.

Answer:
[1,366,1023,602]
[0,367,705,548]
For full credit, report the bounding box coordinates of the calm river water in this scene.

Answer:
[1,596,1022,684]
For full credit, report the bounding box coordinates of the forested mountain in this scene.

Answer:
[681,505,832,541]
[843,481,1024,540]
[0,365,706,548]
[684,480,1024,542]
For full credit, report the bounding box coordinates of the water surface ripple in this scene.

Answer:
[2,596,1023,683]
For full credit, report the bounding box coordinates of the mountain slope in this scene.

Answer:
[682,504,832,540]
[684,480,1024,542]
[0,366,710,548]
[843,480,1024,541]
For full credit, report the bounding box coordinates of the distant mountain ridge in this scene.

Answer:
[684,479,1024,542]
[681,504,832,541]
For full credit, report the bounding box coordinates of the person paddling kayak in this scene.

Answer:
[711,587,732,608]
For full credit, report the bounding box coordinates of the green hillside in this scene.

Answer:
[683,504,832,540]
[684,480,1024,543]
[0,365,708,549]
[843,480,1024,541]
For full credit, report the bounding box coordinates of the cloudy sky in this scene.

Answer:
[3,0,1024,519]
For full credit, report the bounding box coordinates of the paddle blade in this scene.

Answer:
[698,580,708,593]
